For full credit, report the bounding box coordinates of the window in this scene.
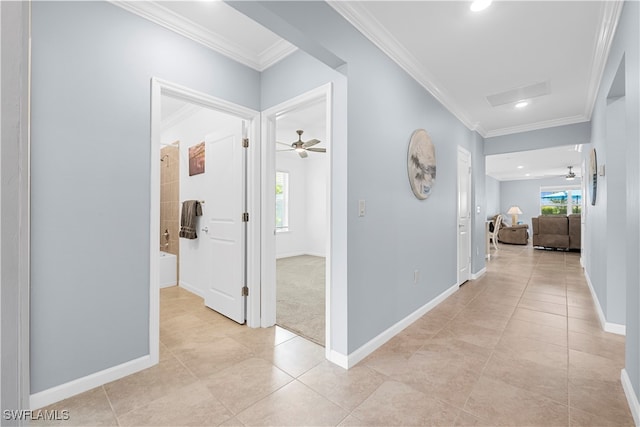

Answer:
[275,171,289,231]
[540,186,582,215]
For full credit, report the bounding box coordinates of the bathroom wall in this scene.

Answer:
[160,144,180,256]
[160,144,180,281]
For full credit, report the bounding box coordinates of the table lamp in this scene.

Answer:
[507,206,523,225]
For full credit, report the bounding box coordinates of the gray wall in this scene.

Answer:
[584,0,639,402]
[1,1,30,418]
[485,175,501,219]
[484,122,591,155]
[500,177,581,229]
[235,1,485,353]
[30,1,260,393]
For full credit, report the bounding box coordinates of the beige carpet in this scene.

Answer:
[276,255,325,346]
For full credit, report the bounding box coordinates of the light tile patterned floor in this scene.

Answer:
[34,245,634,426]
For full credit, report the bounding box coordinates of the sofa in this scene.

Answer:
[490,214,529,245]
[532,214,581,250]
[498,223,530,245]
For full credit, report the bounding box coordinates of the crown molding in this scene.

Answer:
[328,1,623,139]
[583,0,624,121]
[259,39,298,71]
[109,1,296,72]
[327,1,480,135]
[485,114,589,138]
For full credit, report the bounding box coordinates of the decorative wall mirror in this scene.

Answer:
[407,129,436,200]
[589,148,597,206]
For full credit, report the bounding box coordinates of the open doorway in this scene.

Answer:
[274,100,328,346]
[261,84,332,350]
[150,79,261,361]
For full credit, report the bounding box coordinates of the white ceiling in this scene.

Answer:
[116,1,622,179]
[112,1,297,71]
[329,0,621,138]
[486,145,583,181]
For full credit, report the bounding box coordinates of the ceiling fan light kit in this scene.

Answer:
[566,165,576,181]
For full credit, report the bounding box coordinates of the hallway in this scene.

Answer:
[34,245,633,426]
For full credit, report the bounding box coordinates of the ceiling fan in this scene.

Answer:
[276,129,326,158]
[565,166,576,181]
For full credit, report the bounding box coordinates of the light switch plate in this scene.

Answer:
[358,200,366,217]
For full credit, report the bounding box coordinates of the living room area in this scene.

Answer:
[485,144,584,252]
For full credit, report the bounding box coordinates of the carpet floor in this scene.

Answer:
[276,255,325,346]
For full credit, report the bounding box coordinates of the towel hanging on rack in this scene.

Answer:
[179,200,203,239]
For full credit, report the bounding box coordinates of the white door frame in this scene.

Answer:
[150,78,262,362]
[457,146,472,286]
[260,83,333,357]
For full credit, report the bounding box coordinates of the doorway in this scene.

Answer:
[274,99,328,346]
[457,147,472,285]
[150,78,261,362]
[261,84,332,350]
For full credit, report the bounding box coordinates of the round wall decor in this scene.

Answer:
[589,148,598,206]
[407,129,436,200]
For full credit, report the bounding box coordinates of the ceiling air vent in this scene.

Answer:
[486,81,551,107]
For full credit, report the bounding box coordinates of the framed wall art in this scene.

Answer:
[189,141,205,176]
[407,129,436,200]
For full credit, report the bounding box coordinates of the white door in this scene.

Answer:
[203,131,246,324]
[457,147,472,284]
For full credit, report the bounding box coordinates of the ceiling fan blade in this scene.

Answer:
[306,147,326,153]
[276,149,294,152]
[302,139,321,148]
[276,141,291,147]
[298,150,308,158]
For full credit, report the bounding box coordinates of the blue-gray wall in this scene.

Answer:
[233,1,486,353]
[484,122,591,155]
[30,1,260,393]
[485,175,501,219]
[500,177,581,229]
[584,0,639,403]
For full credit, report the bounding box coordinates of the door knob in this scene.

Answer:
[201,227,209,233]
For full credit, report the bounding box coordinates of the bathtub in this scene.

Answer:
[159,251,177,288]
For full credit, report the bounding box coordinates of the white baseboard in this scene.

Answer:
[30,355,154,410]
[621,369,640,427]
[605,322,627,335]
[346,282,459,368]
[471,267,486,280]
[326,349,349,369]
[276,252,325,260]
[179,280,205,299]
[584,271,626,336]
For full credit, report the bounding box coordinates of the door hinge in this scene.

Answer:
[242,138,249,148]
[242,286,249,296]
[242,212,249,222]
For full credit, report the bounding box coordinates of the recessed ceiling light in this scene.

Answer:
[525,173,531,177]
[517,165,524,169]
[515,101,529,109]
[470,0,492,12]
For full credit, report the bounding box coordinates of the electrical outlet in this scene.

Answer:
[414,270,419,284]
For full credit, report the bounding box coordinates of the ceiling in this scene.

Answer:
[113,1,297,70]
[113,0,622,178]
[486,145,583,181]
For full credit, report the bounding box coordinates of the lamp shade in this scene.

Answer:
[507,206,523,215]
